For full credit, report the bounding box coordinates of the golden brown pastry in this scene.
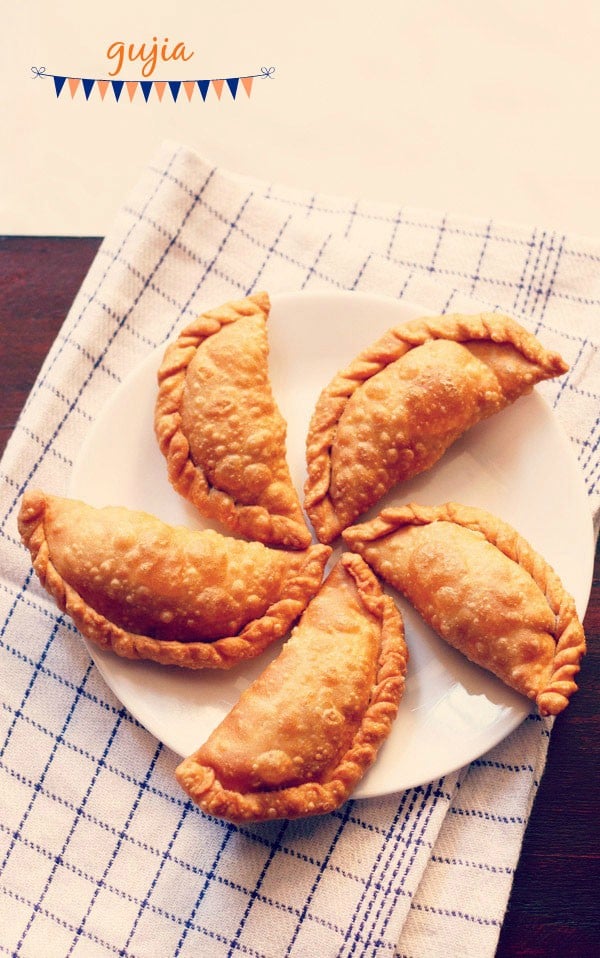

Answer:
[343,502,586,716]
[176,553,408,821]
[305,313,568,542]
[155,291,312,550]
[18,490,330,669]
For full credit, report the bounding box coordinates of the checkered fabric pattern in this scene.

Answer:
[1,141,598,958]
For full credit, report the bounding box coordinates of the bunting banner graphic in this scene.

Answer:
[30,66,274,102]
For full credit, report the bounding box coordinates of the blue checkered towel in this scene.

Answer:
[1,141,598,957]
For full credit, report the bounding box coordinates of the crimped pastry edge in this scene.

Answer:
[304,312,569,544]
[175,553,408,821]
[343,501,586,716]
[18,489,330,670]
[155,290,312,550]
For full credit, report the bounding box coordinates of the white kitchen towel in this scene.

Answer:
[1,141,598,958]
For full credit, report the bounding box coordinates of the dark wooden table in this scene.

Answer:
[2,236,599,957]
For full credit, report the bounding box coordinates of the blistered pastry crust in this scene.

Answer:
[343,502,586,715]
[155,291,312,550]
[176,553,408,821]
[305,312,568,543]
[18,490,330,670]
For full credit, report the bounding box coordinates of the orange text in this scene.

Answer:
[106,37,194,78]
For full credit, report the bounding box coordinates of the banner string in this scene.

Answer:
[30,65,275,101]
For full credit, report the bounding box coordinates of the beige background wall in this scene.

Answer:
[3,0,599,236]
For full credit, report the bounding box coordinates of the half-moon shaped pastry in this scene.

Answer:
[343,503,586,716]
[305,313,568,542]
[176,553,408,821]
[18,490,330,669]
[155,291,312,550]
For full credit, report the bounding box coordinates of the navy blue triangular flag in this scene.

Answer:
[111,80,124,101]
[226,77,239,99]
[82,78,95,100]
[197,79,210,101]
[53,75,66,97]
[140,81,153,102]
[168,81,181,102]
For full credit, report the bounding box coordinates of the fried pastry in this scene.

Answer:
[305,313,568,542]
[18,490,330,669]
[176,553,408,821]
[155,291,312,550]
[343,502,586,716]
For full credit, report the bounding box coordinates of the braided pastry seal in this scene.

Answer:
[343,502,586,716]
[305,312,568,543]
[155,291,312,550]
[176,553,407,821]
[18,490,330,670]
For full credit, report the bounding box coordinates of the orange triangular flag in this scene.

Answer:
[68,77,80,98]
[154,80,166,102]
[97,80,109,100]
[183,81,195,101]
[212,78,224,99]
[241,76,253,97]
[126,80,138,101]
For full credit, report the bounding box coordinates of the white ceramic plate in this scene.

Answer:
[69,290,594,797]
